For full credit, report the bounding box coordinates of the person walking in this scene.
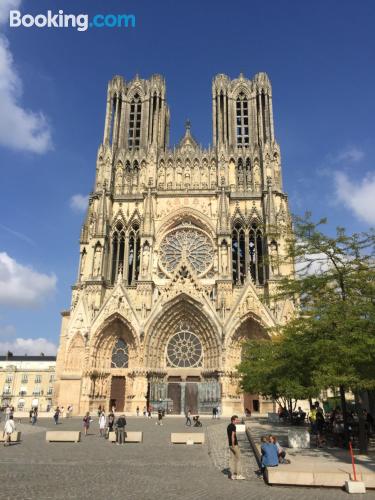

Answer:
[227,415,245,480]
[53,407,60,425]
[31,409,37,425]
[5,405,11,421]
[116,414,127,445]
[83,412,90,436]
[136,406,140,417]
[99,412,106,437]
[107,412,115,436]
[185,409,192,427]
[143,406,147,417]
[3,415,16,446]
[156,408,163,426]
[212,407,217,419]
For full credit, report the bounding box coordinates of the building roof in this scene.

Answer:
[0,355,56,362]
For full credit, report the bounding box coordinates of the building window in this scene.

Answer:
[128,94,142,150]
[35,375,42,384]
[2,385,11,395]
[5,374,13,383]
[231,222,266,285]
[166,329,203,368]
[49,374,55,383]
[111,222,126,283]
[236,92,249,147]
[33,385,41,396]
[111,339,129,368]
[47,386,53,396]
[21,374,28,384]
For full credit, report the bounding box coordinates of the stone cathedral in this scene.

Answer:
[54,72,294,416]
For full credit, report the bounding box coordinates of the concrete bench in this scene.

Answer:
[0,431,21,443]
[46,431,81,443]
[288,429,310,449]
[171,433,205,444]
[235,424,246,433]
[108,431,143,443]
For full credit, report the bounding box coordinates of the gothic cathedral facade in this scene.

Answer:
[54,72,294,416]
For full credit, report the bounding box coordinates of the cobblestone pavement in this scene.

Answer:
[0,417,370,499]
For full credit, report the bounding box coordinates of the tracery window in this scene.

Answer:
[232,222,266,285]
[111,338,129,368]
[128,94,142,150]
[159,226,213,277]
[166,329,203,368]
[236,92,249,147]
[111,222,125,283]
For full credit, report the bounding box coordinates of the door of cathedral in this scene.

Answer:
[185,383,198,414]
[110,376,126,412]
[167,383,181,414]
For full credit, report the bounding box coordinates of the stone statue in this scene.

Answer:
[93,246,102,276]
[221,243,228,275]
[142,243,150,275]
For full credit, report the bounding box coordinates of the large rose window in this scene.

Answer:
[159,226,213,276]
[166,330,203,368]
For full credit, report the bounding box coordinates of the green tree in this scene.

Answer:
[240,214,375,451]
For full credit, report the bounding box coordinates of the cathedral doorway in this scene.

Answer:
[110,376,126,412]
[167,383,181,414]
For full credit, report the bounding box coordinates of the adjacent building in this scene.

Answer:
[0,353,56,411]
[54,72,294,416]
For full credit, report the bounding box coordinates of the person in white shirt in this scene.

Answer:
[99,412,107,437]
[3,415,16,446]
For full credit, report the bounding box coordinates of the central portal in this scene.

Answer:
[110,376,126,412]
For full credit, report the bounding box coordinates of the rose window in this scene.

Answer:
[166,330,203,368]
[111,338,129,368]
[159,227,213,276]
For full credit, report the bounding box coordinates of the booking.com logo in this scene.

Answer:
[9,10,136,31]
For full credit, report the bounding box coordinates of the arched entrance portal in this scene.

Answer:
[89,316,137,413]
[228,315,269,414]
[145,297,221,414]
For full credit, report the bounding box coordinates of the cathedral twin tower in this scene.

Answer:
[55,72,293,416]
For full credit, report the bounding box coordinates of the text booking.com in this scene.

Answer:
[9,10,136,31]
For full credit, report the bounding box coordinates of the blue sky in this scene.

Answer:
[0,0,374,354]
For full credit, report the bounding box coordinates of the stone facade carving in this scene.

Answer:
[55,72,294,416]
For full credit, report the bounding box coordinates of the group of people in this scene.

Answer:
[52,405,73,425]
[83,410,127,444]
[260,435,289,469]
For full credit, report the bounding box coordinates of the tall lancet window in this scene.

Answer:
[128,223,140,285]
[236,92,249,147]
[232,223,246,284]
[249,224,265,285]
[128,94,142,150]
[111,222,126,283]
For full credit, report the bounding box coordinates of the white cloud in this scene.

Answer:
[0,252,57,308]
[0,337,57,355]
[332,147,365,164]
[295,252,331,276]
[0,36,52,153]
[70,194,88,212]
[334,171,375,225]
[0,0,21,24]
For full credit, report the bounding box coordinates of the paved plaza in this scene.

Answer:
[0,416,370,499]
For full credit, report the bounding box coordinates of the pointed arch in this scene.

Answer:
[66,333,85,372]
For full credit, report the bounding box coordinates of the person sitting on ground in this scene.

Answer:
[269,435,289,463]
[260,436,279,470]
[3,415,16,446]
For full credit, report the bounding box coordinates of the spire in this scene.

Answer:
[218,177,229,233]
[96,183,107,236]
[143,181,154,236]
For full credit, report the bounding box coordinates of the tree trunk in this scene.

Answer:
[339,385,349,447]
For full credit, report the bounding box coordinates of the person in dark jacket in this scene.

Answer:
[116,415,127,445]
